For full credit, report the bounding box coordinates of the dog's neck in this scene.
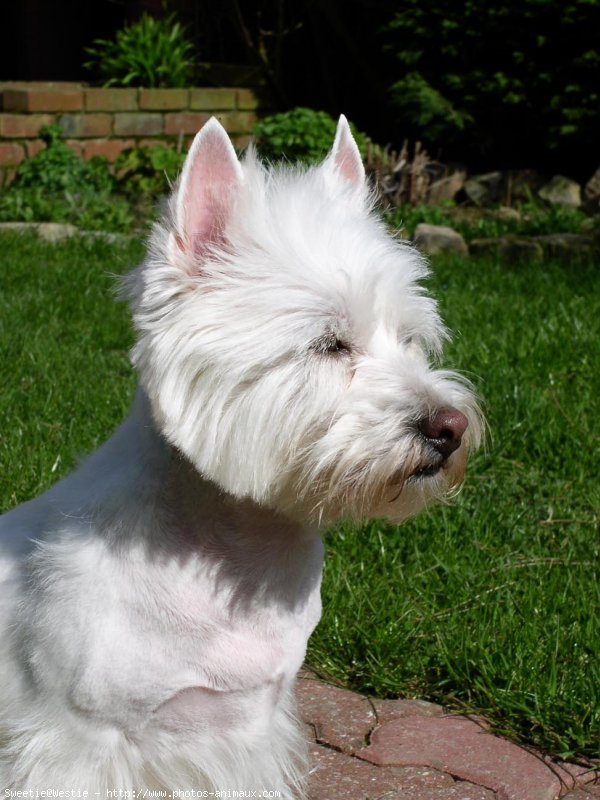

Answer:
[98,387,323,611]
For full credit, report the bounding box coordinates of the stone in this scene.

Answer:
[296,674,375,754]
[356,714,577,800]
[413,223,468,257]
[538,175,582,208]
[584,166,600,202]
[371,697,445,725]
[505,169,544,203]
[0,222,78,241]
[493,206,521,223]
[427,170,466,204]
[464,171,504,206]
[536,233,595,261]
[469,237,544,263]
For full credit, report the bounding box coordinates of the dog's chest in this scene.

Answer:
[74,538,324,733]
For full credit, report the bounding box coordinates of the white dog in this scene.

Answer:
[0,116,481,796]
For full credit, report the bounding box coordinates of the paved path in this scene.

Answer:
[297,672,600,800]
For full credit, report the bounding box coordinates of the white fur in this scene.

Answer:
[0,116,482,796]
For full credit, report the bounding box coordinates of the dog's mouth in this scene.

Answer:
[408,462,443,481]
[388,458,443,488]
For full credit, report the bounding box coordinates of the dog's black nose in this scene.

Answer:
[419,407,468,459]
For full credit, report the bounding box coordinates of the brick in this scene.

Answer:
[231,134,251,151]
[296,676,376,755]
[236,88,259,110]
[217,111,257,134]
[189,87,237,111]
[138,137,174,150]
[0,114,55,138]
[139,88,189,110]
[83,139,134,161]
[1,167,17,186]
[58,114,112,138]
[356,715,576,800]
[0,141,25,166]
[84,89,138,112]
[114,112,163,137]
[3,86,83,112]
[26,139,45,158]
[164,112,210,136]
[64,139,83,156]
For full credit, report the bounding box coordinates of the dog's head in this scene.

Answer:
[124,117,483,525]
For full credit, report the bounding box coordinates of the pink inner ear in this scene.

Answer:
[177,119,243,258]
[332,116,365,186]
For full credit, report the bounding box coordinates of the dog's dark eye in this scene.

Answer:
[312,331,351,355]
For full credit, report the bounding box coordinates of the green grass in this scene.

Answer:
[1,232,599,760]
[0,233,142,506]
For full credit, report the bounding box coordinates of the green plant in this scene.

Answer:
[115,145,186,199]
[12,125,113,195]
[84,12,196,88]
[252,108,370,164]
[384,0,600,164]
[0,126,133,232]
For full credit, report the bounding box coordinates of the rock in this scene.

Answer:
[464,171,504,206]
[413,223,468,257]
[584,165,600,202]
[0,222,78,241]
[506,169,544,203]
[536,233,595,261]
[470,236,544,263]
[538,175,582,208]
[493,205,521,223]
[426,170,466,205]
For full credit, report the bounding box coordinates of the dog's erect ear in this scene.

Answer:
[326,115,366,186]
[175,117,243,257]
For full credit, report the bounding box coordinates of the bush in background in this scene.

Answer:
[84,12,197,88]
[385,0,600,170]
[251,107,370,164]
[0,126,132,232]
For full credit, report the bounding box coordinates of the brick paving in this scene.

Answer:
[296,672,600,800]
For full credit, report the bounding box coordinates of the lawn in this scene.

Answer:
[0,231,599,761]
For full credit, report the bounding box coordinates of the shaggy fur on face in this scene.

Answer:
[0,117,482,797]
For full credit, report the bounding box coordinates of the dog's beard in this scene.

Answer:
[284,431,471,525]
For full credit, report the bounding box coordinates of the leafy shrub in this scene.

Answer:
[84,12,196,88]
[0,126,133,232]
[115,145,186,199]
[384,1,600,167]
[12,125,113,195]
[251,108,370,163]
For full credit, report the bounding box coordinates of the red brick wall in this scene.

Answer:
[0,82,263,179]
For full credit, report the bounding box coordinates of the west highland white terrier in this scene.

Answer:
[0,116,482,796]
